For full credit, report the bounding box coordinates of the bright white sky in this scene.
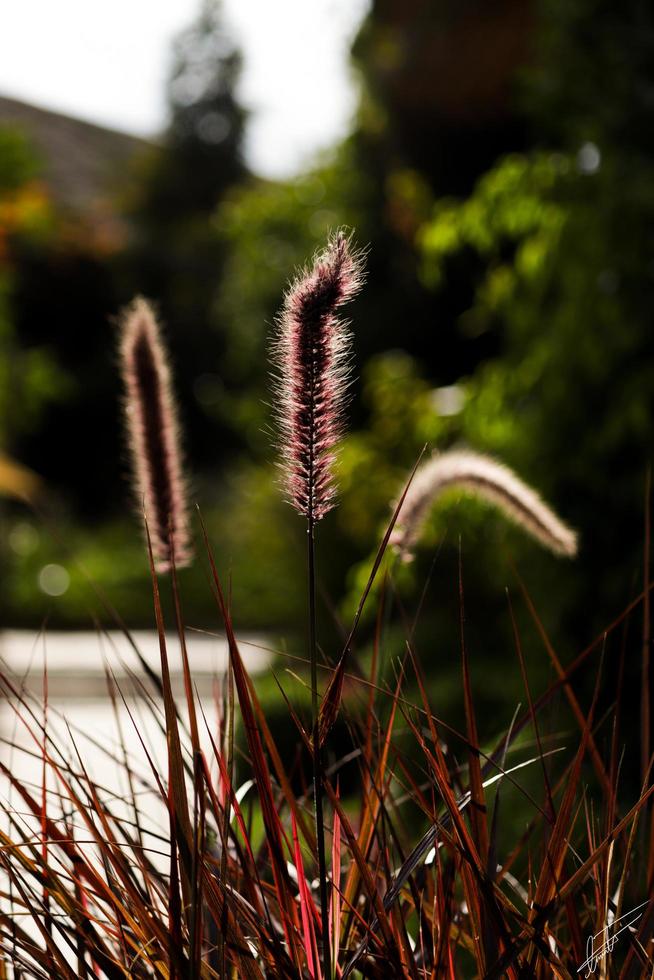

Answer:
[0,0,370,178]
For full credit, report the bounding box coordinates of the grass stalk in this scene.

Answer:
[308,517,332,979]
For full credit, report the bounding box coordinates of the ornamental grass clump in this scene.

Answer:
[6,235,654,979]
[119,296,192,573]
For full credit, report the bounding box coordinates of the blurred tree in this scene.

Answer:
[123,0,248,473]
[526,0,654,157]
[342,0,537,373]
[352,0,534,194]
[212,0,541,447]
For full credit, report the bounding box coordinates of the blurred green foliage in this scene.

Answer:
[0,128,39,191]
[416,140,654,650]
[207,0,654,746]
[0,129,64,451]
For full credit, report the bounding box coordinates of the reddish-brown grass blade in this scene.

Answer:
[513,567,612,799]
[199,514,303,968]
[291,810,322,979]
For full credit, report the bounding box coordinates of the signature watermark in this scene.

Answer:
[577,901,649,976]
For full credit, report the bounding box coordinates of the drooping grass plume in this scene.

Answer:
[272,230,364,521]
[119,296,191,573]
[392,448,578,561]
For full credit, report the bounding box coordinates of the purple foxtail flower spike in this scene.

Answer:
[119,297,192,573]
[273,231,364,522]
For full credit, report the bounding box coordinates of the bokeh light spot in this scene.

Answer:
[38,564,70,597]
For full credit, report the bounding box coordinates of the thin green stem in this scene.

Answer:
[308,518,332,979]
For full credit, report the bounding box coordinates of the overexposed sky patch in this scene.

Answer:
[0,0,369,178]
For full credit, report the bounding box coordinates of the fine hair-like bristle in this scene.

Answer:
[392,449,578,561]
[272,231,364,522]
[119,297,192,573]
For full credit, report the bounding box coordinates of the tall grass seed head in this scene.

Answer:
[119,296,192,573]
[272,231,365,522]
[392,449,578,561]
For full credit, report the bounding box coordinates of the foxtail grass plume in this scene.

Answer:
[273,231,364,522]
[392,449,578,561]
[119,297,192,573]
